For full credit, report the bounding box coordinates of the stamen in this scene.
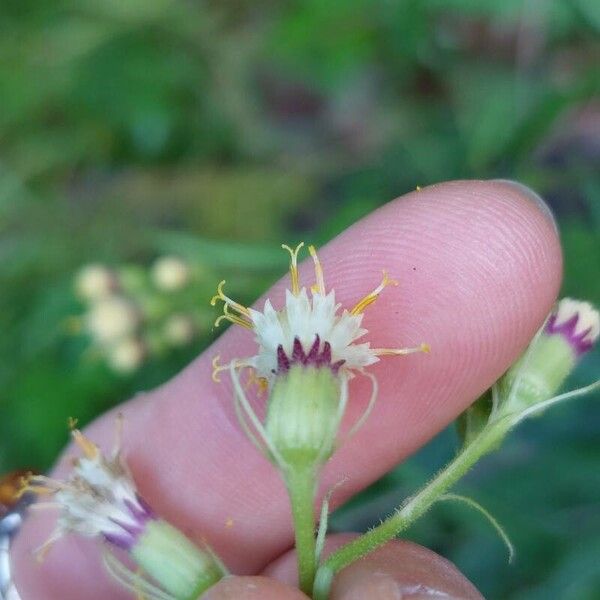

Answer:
[214,304,253,329]
[282,242,304,295]
[210,280,251,318]
[373,343,430,356]
[212,356,253,383]
[308,245,326,295]
[350,271,398,315]
[72,429,100,460]
[212,355,226,383]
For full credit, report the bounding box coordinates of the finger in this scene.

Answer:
[200,576,308,600]
[265,534,483,600]
[13,180,561,599]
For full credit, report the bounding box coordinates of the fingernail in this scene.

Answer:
[492,179,558,234]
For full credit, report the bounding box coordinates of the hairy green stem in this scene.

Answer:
[313,420,511,600]
[286,467,318,596]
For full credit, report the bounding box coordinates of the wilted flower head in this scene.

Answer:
[211,243,428,469]
[22,422,154,555]
[23,421,227,599]
[151,256,190,292]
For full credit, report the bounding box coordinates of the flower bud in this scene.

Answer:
[265,364,342,469]
[75,264,117,301]
[86,297,139,343]
[501,298,599,413]
[152,256,190,291]
[108,337,146,373]
[164,314,197,347]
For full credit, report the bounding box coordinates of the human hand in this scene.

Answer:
[12,180,561,599]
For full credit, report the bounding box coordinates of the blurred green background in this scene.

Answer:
[1,1,599,598]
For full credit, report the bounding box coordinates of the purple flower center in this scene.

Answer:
[276,335,346,375]
[545,313,594,356]
[103,494,156,551]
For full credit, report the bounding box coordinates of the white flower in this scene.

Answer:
[210,243,429,469]
[163,314,196,346]
[108,337,146,373]
[23,425,155,557]
[86,297,139,343]
[151,256,190,292]
[212,243,428,387]
[75,264,117,301]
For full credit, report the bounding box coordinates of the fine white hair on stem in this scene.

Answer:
[229,361,286,469]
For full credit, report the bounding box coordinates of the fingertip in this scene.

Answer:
[328,540,483,600]
[201,576,308,600]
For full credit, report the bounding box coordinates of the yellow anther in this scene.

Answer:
[350,271,398,315]
[308,244,326,295]
[72,429,100,460]
[67,416,78,430]
[416,185,422,191]
[282,242,304,295]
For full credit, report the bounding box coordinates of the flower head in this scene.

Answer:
[23,420,227,599]
[212,243,428,387]
[151,256,190,292]
[545,298,599,356]
[23,421,154,556]
[497,298,599,417]
[75,264,118,301]
[85,296,139,344]
[211,243,428,469]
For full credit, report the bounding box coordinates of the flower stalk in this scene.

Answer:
[315,298,599,600]
[285,467,318,596]
[313,419,511,600]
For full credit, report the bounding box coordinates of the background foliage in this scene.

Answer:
[1,1,598,598]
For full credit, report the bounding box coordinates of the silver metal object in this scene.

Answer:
[0,497,30,600]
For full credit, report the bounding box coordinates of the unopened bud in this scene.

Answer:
[75,264,117,301]
[501,298,599,413]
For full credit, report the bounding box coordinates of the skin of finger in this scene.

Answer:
[265,534,483,600]
[200,576,309,600]
[13,180,561,599]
